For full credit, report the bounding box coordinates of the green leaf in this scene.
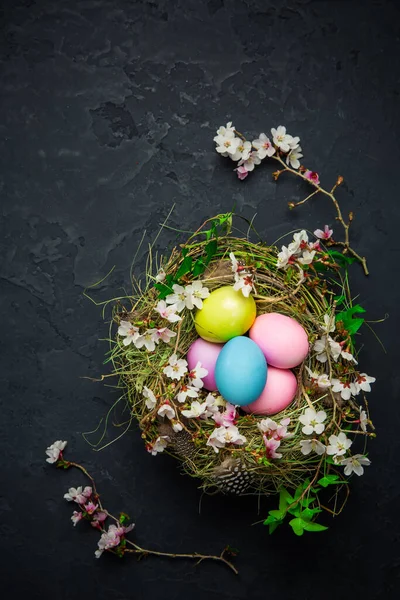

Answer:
[269,509,286,520]
[289,518,305,536]
[302,522,328,532]
[327,250,356,267]
[300,496,316,508]
[175,256,193,279]
[336,304,366,335]
[317,474,339,488]
[192,258,206,277]
[154,281,174,299]
[287,504,301,517]
[269,521,281,534]
[300,508,322,521]
[279,488,294,512]
[205,239,218,265]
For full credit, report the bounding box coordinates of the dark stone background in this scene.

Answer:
[1,0,399,598]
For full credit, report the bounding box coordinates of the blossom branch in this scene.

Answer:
[272,154,369,275]
[213,122,368,275]
[46,441,238,574]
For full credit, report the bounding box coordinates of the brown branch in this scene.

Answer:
[271,154,369,275]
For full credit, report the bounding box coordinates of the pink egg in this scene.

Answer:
[243,366,297,415]
[249,312,309,368]
[187,338,224,391]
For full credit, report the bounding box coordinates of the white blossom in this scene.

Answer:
[184,281,210,310]
[157,403,175,420]
[321,314,335,334]
[165,284,188,312]
[238,151,261,172]
[298,407,327,435]
[149,436,169,456]
[341,454,371,476]
[314,335,342,363]
[331,378,358,400]
[206,425,247,453]
[45,440,67,464]
[163,353,188,381]
[252,133,276,159]
[314,225,333,240]
[176,384,199,403]
[276,246,292,269]
[181,400,207,419]
[233,273,255,297]
[64,487,86,504]
[118,321,140,346]
[359,406,368,432]
[154,300,182,323]
[214,132,241,157]
[300,439,326,456]
[215,122,236,137]
[134,329,158,352]
[271,126,295,153]
[230,139,252,161]
[326,432,352,457]
[155,269,166,282]
[298,249,316,265]
[305,367,331,389]
[286,145,303,169]
[188,361,209,388]
[143,386,157,410]
[354,373,376,393]
[172,422,183,433]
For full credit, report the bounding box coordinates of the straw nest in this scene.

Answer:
[107,216,366,500]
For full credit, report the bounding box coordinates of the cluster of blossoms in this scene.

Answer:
[306,313,376,401]
[229,252,255,297]
[118,319,176,352]
[206,402,247,453]
[298,407,370,476]
[214,122,320,183]
[117,281,210,352]
[257,417,293,459]
[276,228,331,271]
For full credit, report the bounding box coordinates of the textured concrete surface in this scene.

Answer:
[1,0,399,598]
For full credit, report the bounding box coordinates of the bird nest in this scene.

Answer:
[105,214,374,531]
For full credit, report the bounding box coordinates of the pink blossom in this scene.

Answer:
[304,170,320,185]
[213,403,236,427]
[84,502,98,515]
[91,511,107,529]
[82,486,92,499]
[71,511,83,527]
[263,436,282,459]
[314,225,333,240]
[155,327,177,343]
[235,165,249,180]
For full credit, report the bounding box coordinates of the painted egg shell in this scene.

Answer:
[243,366,297,415]
[195,286,256,343]
[187,338,224,391]
[215,336,267,406]
[249,312,309,369]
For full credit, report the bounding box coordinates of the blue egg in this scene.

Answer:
[215,336,268,406]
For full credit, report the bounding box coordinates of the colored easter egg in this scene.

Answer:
[215,336,268,406]
[194,286,256,343]
[243,366,297,415]
[187,338,224,391]
[249,313,309,368]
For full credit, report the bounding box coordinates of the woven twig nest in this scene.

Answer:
[109,214,373,527]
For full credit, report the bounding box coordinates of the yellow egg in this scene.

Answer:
[195,286,256,343]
